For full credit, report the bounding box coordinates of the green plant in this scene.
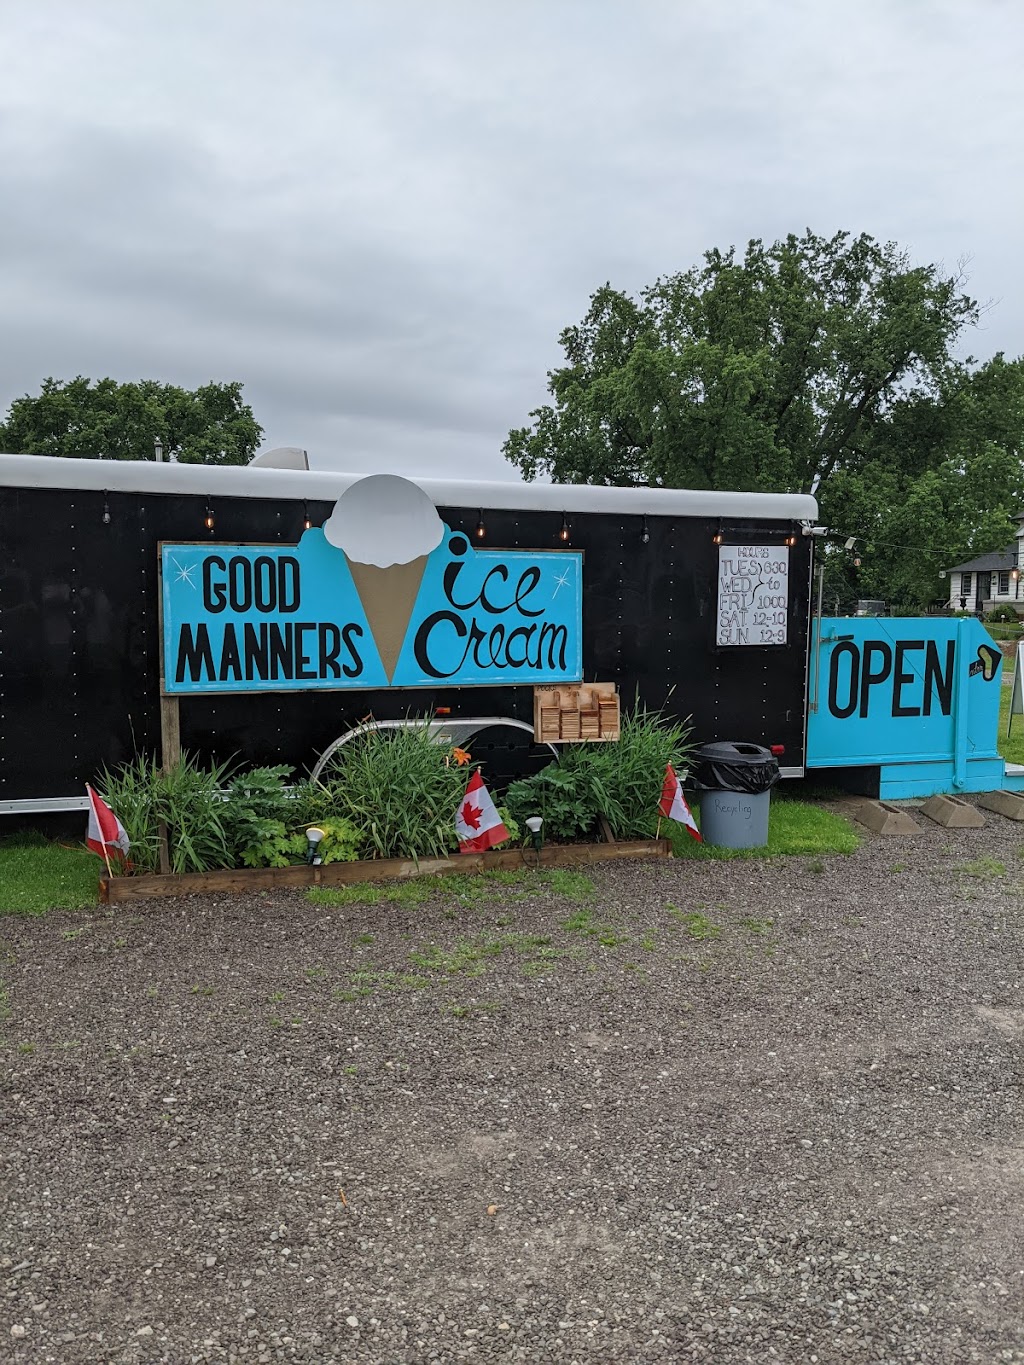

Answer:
[563,705,695,839]
[497,807,521,846]
[98,752,234,874]
[986,603,1020,624]
[547,869,595,900]
[957,856,1006,878]
[318,725,470,860]
[667,905,720,939]
[504,763,603,842]
[220,765,293,866]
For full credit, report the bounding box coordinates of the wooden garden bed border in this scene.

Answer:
[99,838,673,903]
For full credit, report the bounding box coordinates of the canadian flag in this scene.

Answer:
[659,763,702,841]
[455,770,510,854]
[86,784,130,868]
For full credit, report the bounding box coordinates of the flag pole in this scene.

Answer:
[87,786,115,880]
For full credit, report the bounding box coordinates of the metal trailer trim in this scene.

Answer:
[0,453,818,521]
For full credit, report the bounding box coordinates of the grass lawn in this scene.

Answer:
[0,834,100,915]
[998,687,1024,767]
[669,796,859,861]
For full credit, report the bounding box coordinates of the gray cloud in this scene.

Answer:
[1,0,1021,479]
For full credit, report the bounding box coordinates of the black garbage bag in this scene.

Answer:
[693,741,780,795]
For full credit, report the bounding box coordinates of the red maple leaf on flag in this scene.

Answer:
[460,800,483,831]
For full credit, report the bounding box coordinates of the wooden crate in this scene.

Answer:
[534,682,620,743]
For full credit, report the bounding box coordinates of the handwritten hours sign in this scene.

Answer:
[716,545,789,647]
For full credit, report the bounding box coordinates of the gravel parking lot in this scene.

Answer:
[2,808,1023,1364]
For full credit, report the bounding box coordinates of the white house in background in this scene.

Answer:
[945,515,1024,613]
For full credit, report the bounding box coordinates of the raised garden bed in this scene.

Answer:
[98,837,672,903]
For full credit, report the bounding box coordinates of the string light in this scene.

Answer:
[558,514,571,543]
[303,500,312,531]
[102,491,111,525]
[641,516,650,545]
[712,532,724,545]
[204,501,215,533]
[784,534,797,547]
[475,510,486,540]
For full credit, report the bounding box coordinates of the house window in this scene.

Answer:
[961,572,972,597]
[999,571,1010,594]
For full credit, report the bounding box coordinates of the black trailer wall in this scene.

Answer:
[0,486,811,802]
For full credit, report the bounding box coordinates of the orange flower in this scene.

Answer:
[452,746,472,766]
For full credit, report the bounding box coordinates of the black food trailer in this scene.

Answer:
[0,454,818,819]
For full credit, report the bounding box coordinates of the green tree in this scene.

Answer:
[0,377,263,466]
[503,231,1024,610]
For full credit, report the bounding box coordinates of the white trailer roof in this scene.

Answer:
[0,453,818,521]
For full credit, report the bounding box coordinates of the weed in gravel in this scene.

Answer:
[347,969,432,993]
[60,926,89,941]
[521,961,556,977]
[144,984,158,999]
[307,868,540,912]
[355,932,375,946]
[547,869,595,901]
[808,858,826,874]
[268,990,285,1003]
[269,1016,283,1028]
[17,1041,34,1054]
[409,937,496,976]
[113,936,127,948]
[190,984,215,997]
[957,856,1006,878]
[305,965,327,980]
[640,931,657,951]
[667,905,720,940]
[333,987,371,1002]
[891,863,907,873]
[343,1064,358,1075]
[444,1001,498,1018]
[740,917,774,935]
[561,908,595,933]
[0,979,10,1027]
[560,907,628,947]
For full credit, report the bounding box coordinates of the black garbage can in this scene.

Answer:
[693,742,780,849]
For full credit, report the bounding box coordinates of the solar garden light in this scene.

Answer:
[524,816,544,851]
[305,827,326,865]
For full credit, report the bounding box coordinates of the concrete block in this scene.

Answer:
[919,794,985,828]
[977,789,1024,821]
[850,800,922,834]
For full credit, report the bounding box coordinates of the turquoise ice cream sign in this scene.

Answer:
[160,476,583,695]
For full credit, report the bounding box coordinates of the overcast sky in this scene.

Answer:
[1,1,1021,478]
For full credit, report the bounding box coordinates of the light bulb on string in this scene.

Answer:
[204,502,215,533]
[303,501,312,531]
[559,514,570,543]
[475,510,486,540]
[641,516,650,545]
[102,492,111,526]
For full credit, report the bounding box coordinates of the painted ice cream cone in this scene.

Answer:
[345,554,429,682]
[323,475,444,683]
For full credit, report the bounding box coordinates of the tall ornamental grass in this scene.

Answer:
[98,753,234,874]
[318,725,470,860]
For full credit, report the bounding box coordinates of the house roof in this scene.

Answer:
[948,545,1017,573]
